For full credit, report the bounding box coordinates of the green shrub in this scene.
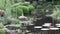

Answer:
[27,5,35,11]
[12,7,23,16]
[36,5,43,9]
[56,5,60,9]
[50,9,60,23]
[12,5,35,16]
[8,18,20,24]
[23,2,30,6]
[0,0,5,9]
[0,30,5,34]
[50,10,60,17]
[16,6,29,13]
[13,18,20,24]
[16,8,23,16]
[47,4,53,9]
[0,23,4,29]
[31,1,37,7]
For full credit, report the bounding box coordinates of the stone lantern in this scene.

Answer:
[19,13,28,34]
[19,13,27,21]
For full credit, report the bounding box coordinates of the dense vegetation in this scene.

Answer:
[0,0,60,34]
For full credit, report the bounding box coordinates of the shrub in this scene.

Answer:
[13,18,20,24]
[16,8,23,16]
[8,18,20,24]
[36,5,43,9]
[50,9,60,23]
[0,23,4,29]
[27,5,35,11]
[0,30,5,34]
[56,5,60,9]
[12,5,35,16]
[50,10,60,17]
[16,6,29,13]
[23,2,30,6]
[31,1,37,7]
[47,4,53,9]
[12,7,23,16]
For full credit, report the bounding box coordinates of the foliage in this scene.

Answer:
[31,1,37,7]
[27,5,35,11]
[18,0,25,2]
[36,5,43,9]
[50,9,60,22]
[7,18,20,24]
[12,18,20,24]
[23,2,30,6]
[0,0,5,9]
[47,4,53,9]
[16,6,29,13]
[3,0,13,21]
[56,5,60,9]
[0,0,35,17]
[0,30,5,34]
[12,7,23,16]
[50,9,60,17]
[15,5,35,15]
[0,23,4,29]
[0,17,5,21]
